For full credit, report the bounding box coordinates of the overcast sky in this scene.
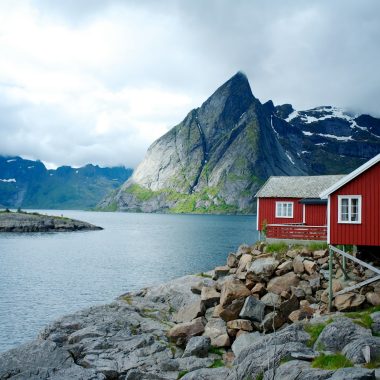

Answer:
[0,0,379,169]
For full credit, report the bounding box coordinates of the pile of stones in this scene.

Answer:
[167,242,380,350]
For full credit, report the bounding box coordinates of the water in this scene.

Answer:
[0,211,257,352]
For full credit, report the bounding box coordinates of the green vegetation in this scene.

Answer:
[99,201,118,212]
[255,373,264,380]
[308,242,328,251]
[311,353,353,370]
[177,370,188,379]
[196,272,213,279]
[121,294,133,305]
[125,184,157,202]
[345,305,380,329]
[209,359,224,368]
[265,242,289,254]
[209,346,224,356]
[365,357,380,369]
[304,320,332,347]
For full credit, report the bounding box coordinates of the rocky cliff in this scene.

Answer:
[100,72,380,214]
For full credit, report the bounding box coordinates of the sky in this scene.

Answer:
[0,0,379,169]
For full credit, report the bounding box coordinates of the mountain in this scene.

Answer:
[99,72,380,214]
[0,156,132,209]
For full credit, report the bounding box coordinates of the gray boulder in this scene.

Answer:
[181,367,231,380]
[328,368,375,380]
[239,296,265,322]
[371,311,380,335]
[231,332,261,356]
[182,336,211,358]
[314,317,372,352]
[248,257,280,278]
[342,336,380,364]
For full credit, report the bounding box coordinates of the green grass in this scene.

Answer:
[209,359,224,368]
[255,373,264,380]
[265,242,289,254]
[196,272,213,279]
[311,353,353,370]
[209,346,224,356]
[177,370,188,379]
[125,183,157,202]
[121,294,133,305]
[304,320,333,347]
[365,357,380,369]
[345,305,380,329]
[308,242,328,251]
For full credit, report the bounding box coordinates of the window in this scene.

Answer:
[338,195,361,223]
[276,202,293,218]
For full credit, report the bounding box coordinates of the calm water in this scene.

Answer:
[0,211,257,352]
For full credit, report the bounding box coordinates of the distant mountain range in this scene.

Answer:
[99,72,380,214]
[0,156,132,209]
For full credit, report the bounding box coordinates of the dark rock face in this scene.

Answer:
[100,73,380,214]
[0,211,102,232]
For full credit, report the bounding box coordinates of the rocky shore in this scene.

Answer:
[1,243,380,379]
[0,211,102,232]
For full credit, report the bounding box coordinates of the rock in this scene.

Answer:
[288,306,314,322]
[167,317,206,346]
[68,326,103,344]
[237,244,251,257]
[304,259,317,274]
[313,249,328,259]
[275,260,293,275]
[267,272,300,295]
[213,266,230,280]
[329,368,375,380]
[219,298,245,322]
[182,336,211,358]
[314,317,372,352]
[219,279,251,307]
[236,253,253,275]
[260,311,284,332]
[174,300,206,323]
[231,331,261,356]
[278,295,299,319]
[366,292,380,306]
[201,287,220,308]
[181,367,231,380]
[251,282,266,295]
[286,249,298,259]
[261,292,282,308]
[293,255,305,273]
[227,253,238,268]
[203,318,230,347]
[342,336,380,364]
[291,286,306,299]
[239,296,265,322]
[248,256,279,278]
[334,292,366,311]
[371,311,380,335]
[227,319,253,331]
[308,273,321,289]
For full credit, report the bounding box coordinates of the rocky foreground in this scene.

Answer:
[1,243,380,379]
[0,211,102,232]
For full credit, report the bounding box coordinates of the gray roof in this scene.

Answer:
[255,175,346,198]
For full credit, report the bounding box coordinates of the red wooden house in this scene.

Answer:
[320,153,380,247]
[256,175,344,241]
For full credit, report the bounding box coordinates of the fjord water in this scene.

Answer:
[0,211,257,352]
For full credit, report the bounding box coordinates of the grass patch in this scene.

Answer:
[209,359,224,368]
[196,272,213,279]
[255,373,264,380]
[209,346,224,356]
[265,242,289,254]
[125,183,157,202]
[121,294,133,305]
[304,320,332,347]
[311,353,353,370]
[365,357,380,369]
[308,242,328,251]
[345,305,380,329]
[177,370,188,379]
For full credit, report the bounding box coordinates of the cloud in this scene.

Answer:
[0,0,379,168]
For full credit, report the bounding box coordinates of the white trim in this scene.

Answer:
[275,201,294,218]
[320,153,380,198]
[256,197,260,231]
[337,195,362,224]
[302,204,306,224]
[327,195,331,244]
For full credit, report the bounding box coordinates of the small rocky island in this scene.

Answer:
[0,210,102,232]
[1,242,380,379]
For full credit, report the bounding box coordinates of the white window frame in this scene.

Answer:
[275,201,294,218]
[338,195,362,224]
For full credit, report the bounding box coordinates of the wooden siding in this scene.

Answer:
[330,162,380,246]
[266,224,327,240]
[257,197,303,230]
[305,204,327,226]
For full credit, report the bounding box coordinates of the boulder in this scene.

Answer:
[342,336,380,364]
[213,266,230,280]
[231,332,261,356]
[308,273,321,289]
[261,292,282,308]
[366,292,380,306]
[293,255,305,273]
[239,296,266,322]
[237,244,251,257]
[314,317,372,352]
[267,272,300,295]
[278,295,299,319]
[201,287,220,308]
[303,259,317,275]
[174,300,206,323]
[248,256,279,278]
[182,336,211,358]
[227,319,253,331]
[167,317,206,346]
[329,368,375,380]
[275,260,293,275]
[219,279,251,307]
[313,249,328,259]
[219,298,245,322]
[227,253,238,268]
[288,306,314,322]
[181,367,231,380]
[260,311,285,332]
[236,253,253,275]
[251,282,266,295]
[203,318,230,347]
[334,292,366,311]
[371,311,380,335]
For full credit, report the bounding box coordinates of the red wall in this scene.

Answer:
[330,162,380,246]
[305,204,327,226]
[257,197,303,230]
